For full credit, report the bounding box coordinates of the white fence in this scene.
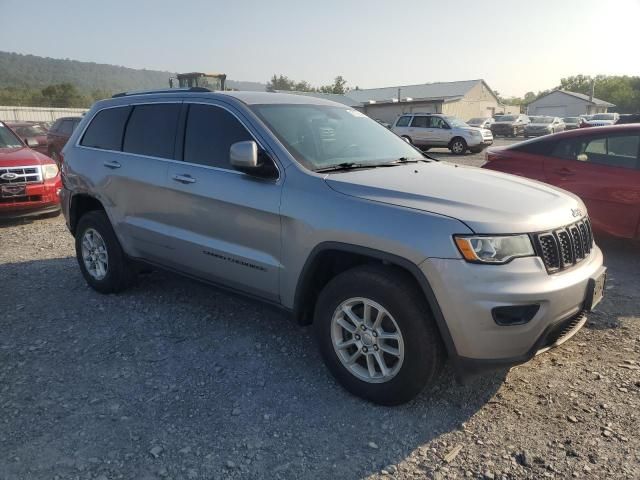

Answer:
[0,106,88,122]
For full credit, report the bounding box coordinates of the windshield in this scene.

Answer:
[12,125,46,137]
[443,116,469,128]
[498,115,518,122]
[563,117,580,122]
[592,113,615,120]
[251,104,425,171]
[0,123,23,148]
[530,117,553,124]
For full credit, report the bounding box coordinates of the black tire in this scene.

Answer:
[313,265,444,405]
[75,210,135,293]
[449,137,467,155]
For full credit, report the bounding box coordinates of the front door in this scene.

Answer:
[163,102,283,301]
[544,132,640,239]
[428,116,454,146]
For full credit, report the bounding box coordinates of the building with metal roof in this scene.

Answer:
[527,90,615,117]
[282,79,519,124]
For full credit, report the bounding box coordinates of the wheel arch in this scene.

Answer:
[292,242,458,359]
[69,193,106,235]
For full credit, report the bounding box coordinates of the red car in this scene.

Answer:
[483,125,640,240]
[0,121,62,219]
[5,122,49,156]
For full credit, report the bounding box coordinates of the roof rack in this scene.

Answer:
[112,87,211,98]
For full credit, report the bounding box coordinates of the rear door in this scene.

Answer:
[544,132,640,238]
[78,102,180,261]
[408,115,430,146]
[163,102,283,301]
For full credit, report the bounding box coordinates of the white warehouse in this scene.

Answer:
[526,90,614,117]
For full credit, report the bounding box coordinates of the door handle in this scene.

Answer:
[103,160,121,169]
[172,174,196,184]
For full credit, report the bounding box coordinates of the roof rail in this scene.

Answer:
[112,87,211,98]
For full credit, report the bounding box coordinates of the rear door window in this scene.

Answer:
[81,107,132,151]
[59,120,74,136]
[122,103,181,159]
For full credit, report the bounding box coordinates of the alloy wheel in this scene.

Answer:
[331,297,405,383]
[81,228,109,280]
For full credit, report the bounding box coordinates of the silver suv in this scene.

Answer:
[61,90,606,405]
[391,113,493,154]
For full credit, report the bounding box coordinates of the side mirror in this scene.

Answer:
[230,140,278,179]
[230,140,259,169]
[26,137,39,148]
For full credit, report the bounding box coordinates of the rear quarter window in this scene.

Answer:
[510,138,555,155]
[80,107,132,151]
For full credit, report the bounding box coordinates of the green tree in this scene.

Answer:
[40,83,87,107]
[266,74,295,92]
[319,76,348,94]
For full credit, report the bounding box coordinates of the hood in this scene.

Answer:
[324,162,585,234]
[0,147,52,167]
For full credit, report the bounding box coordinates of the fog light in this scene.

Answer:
[492,305,540,326]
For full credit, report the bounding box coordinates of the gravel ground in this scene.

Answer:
[1,145,638,479]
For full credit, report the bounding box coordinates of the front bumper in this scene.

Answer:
[420,246,604,371]
[0,179,62,220]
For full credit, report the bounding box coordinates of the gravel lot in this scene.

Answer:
[1,142,639,479]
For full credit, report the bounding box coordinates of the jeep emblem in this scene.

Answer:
[571,208,583,218]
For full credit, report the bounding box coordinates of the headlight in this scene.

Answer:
[454,234,534,264]
[466,130,481,137]
[42,164,59,180]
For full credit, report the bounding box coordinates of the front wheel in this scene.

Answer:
[314,265,444,405]
[75,210,136,293]
[449,138,467,155]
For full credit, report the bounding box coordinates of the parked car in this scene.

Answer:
[483,125,640,240]
[524,116,565,137]
[616,113,640,125]
[392,113,493,154]
[0,121,62,219]
[60,90,605,405]
[5,122,49,156]
[467,117,494,130]
[585,112,620,127]
[47,116,82,165]
[563,117,587,130]
[490,114,530,137]
[375,119,391,129]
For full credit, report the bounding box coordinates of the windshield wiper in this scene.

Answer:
[315,162,380,173]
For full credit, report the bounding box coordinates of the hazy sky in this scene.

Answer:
[2,0,639,97]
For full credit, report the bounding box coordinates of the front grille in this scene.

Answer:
[533,218,594,273]
[0,166,42,184]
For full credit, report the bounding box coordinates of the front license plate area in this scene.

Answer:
[585,269,606,311]
[1,184,26,198]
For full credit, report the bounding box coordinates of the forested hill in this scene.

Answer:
[0,51,265,92]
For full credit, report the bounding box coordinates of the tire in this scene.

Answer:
[75,210,136,293]
[449,137,467,155]
[313,265,444,405]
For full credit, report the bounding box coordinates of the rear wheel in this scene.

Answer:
[449,137,467,155]
[314,265,444,405]
[75,210,136,293]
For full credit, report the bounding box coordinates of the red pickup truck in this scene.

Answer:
[0,121,62,219]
